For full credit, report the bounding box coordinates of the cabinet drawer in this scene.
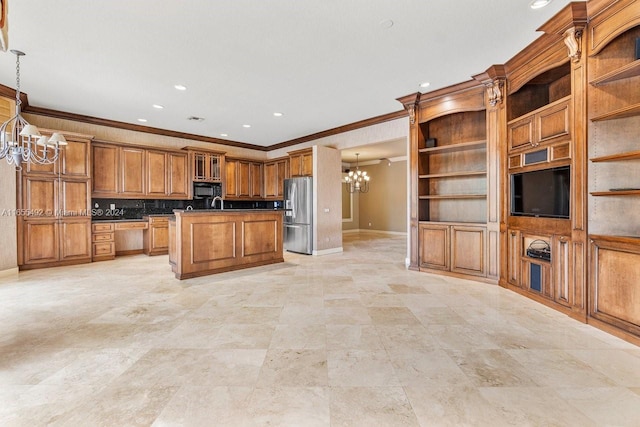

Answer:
[92,232,114,242]
[92,222,114,232]
[149,217,170,225]
[93,242,115,256]
[115,222,148,230]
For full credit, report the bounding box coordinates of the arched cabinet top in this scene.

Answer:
[588,0,640,55]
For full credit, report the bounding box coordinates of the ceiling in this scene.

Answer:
[0,0,578,159]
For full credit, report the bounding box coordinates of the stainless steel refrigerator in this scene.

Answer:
[283,176,313,254]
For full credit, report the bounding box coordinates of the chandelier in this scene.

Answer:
[344,153,370,193]
[0,50,67,169]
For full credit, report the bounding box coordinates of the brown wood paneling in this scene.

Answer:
[590,237,640,334]
[59,218,91,260]
[23,176,57,214]
[146,150,168,196]
[419,223,449,271]
[243,220,277,256]
[60,180,90,215]
[168,152,189,198]
[537,100,570,143]
[92,143,119,194]
[23,220,59,264]
[191,222,236,263]
[61,139,90,177]
[451,226,485,276]
[120,147,145,195]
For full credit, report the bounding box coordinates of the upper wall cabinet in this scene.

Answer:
[92,142,189,200]
[189,149,223,183]
[289,148,313,177]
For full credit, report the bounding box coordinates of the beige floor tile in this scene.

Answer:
[152,386,254,427]
[330,386,419,427]
[555,386,640,427]
[326,324,385,350]
[247,386,330,427]
[1,232,638,425]
[327,349,399,387]
[257,349,328,387]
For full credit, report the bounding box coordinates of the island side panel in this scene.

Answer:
[172,210,284,279]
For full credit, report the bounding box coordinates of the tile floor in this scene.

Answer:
[1,232,639,426]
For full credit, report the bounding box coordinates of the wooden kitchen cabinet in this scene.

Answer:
[263,157,289,199]
[59,218,92,261]
[146,150,168,197]
[225,158,263,199]
[120,146,145,196]
[250,162,263,198]
[190,149,223,182]
[92,143,119,196]
[167,152,189,198]
[143,216,170,255]
[92,222,115,261]
[92,142,189,199]
[17,131,93,270]
[289,148,313,177]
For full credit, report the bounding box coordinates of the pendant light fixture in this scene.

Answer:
[0,50,67,169]
[344,153,370,193]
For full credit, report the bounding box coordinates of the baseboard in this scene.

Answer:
[0,267,19,279]
[312,247,343,256]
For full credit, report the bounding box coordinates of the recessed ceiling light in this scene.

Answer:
[379,19,394,29]
[137,118,147,123]
[174,84,187,91]
[530,0,552,9]
[273,112,283,117]
[242,124,251,128]
[220,133,228,137]
[152,104,164,109]
[419,82,430,88]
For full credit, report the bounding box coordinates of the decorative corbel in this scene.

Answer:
[408,105,416,125]
[485,79,504,107]
[564,27,583,63]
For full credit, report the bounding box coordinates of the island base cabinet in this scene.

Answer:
[170,211,284,279]
[418,223,486,279]
[589,236,640,340]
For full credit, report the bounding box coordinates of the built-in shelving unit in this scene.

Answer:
[587,5,640,343]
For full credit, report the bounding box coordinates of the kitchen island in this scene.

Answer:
[169,209,284,279]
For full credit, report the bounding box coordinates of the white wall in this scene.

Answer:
[313,145,343,254]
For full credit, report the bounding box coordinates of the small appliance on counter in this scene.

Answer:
[283,177,313,254]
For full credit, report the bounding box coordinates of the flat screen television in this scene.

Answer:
[511,166,570,219]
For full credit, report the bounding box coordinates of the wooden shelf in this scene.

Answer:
[590,150,640,162]
[419,171,486,179]
[591,103,640,122]
[590,60,640,86]
[419,194,486,200]
[418,140,486,154]
[590,190,640,196]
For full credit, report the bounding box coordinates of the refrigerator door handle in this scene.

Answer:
[284,224,301,229]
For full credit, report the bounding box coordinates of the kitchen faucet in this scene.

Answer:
[211,196,224,210]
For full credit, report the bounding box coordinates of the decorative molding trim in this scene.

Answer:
[24,105,266,151]
[268,110,407,151]
[408,105,416,125]
[564,27,583,63]
[485,79,505,107]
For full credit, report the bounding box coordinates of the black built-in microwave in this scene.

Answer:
[193,182,222,199]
